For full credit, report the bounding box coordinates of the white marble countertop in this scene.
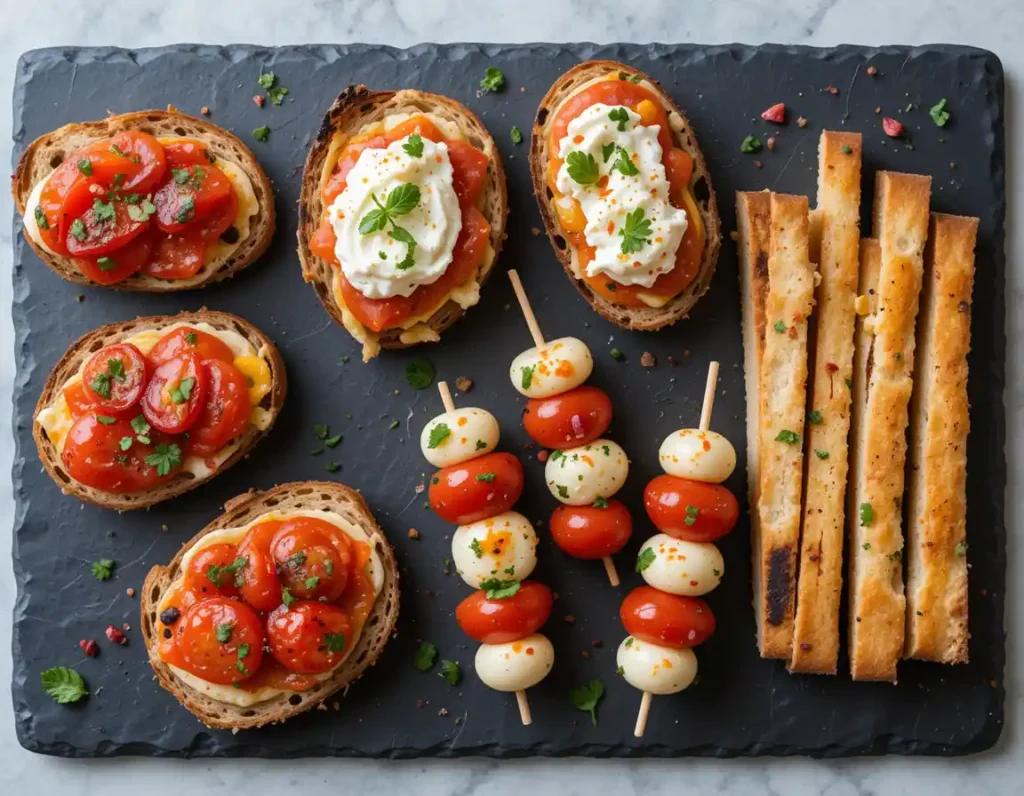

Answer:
[1,1,1019,793]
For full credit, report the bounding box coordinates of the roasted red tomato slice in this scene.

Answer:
[61,414,173,492]
[109,131,168,194]
[236,520,284,612]
[455,581,553,644]
[620,586,716,649]
[270,517,352,603]
[147,326,235,366]
[190,188,238,243]
[141,351,207,434]
[186,542,244,599]
[160,139,213,166]
[81,343,149,415]
[73,226,155,285]
[164,596,265,685]
[266,601,352,675]
[62,180,148,257]
[187,359,251,456]
[153,162,233,234]
[63,380,97,419]
[141,233,206,280]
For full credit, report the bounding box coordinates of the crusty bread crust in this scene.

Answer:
[756,194,815,660]
[529,60,721,330]
[790,132,862,674]
[904,213,977,664]
[848,172,930,681]
[11,109,275,291]
[296,86,508,352]
[737,190,771,656]
[33,310,286,510]
[141,481,400,730]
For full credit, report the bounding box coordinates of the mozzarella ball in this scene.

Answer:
[545,438,629,505]
[616,636,697,695]
[510,336,593,399]
[475,634,555,692]
[420,408,499,468]
[658,429,736,483]
[638,533,724,596]
[452,511,538,588]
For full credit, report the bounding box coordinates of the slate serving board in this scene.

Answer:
[11,42,1005,759]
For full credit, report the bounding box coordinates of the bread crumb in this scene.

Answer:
[796,117,808,128]
[317,702,328,711]
[414,483,425,494]
[408,528,420,540]
[854,295,871,315]
[530,227,541,236]
[455,376,474,393]
[766,136,776,152]
[438,708,449,717]
[126,588,135,598]
[581,650,591,658]
[826,85,839,95]
[866,66,878,76]
[729,230,739,241]
[753,160,762,169]
[161,524,169,532]
[640,352,656,368]
[200,106,210,115]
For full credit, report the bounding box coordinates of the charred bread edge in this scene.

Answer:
[737,191,772,655]
[904,213,977,663]
[141,481,400,730]
[12,109,275,292]
[789,132,863,674]
[33,310,287,511]
[530,60,721,331]
[847,171,930,681]
[756,193,814,660]
[296,85,509,351]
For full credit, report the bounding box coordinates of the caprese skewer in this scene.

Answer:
[421,380,554,725]
[621,361,739,736]
[506,269,631,587]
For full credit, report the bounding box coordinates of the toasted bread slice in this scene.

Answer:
[847,171,931,681]
[530,60,720,330]
[297,86,508,360]
[790,132,862,674]
[904,213,977,664]
[737,190,772,653]
[141,481,399,730]
[33,310,286,510]
[755,193,815,659]
[11,109,275,291]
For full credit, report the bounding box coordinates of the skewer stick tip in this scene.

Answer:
[515,689,533,726]
[437,380,456,413]
[698,360,720,432]
[602,555,620,587]
[633,690,653,737]
[507,270,546,348]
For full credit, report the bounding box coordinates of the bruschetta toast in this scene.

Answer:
[141,481,399,730]
[530,60,720,330]
[12,109,274,290]
[297,86,508,361]
[904,212,978,664]
[33,310,286,510]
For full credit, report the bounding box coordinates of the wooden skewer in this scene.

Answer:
[507,269,621,587]
[634,359,721,738]
[439,378,532,726]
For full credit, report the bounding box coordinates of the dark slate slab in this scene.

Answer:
[10,43,1005,758]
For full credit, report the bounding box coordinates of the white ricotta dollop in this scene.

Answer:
[554,103,687,289]
[328,134,462,299]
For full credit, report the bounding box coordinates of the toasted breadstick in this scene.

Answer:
[756,193,815,659]
[790,132,862,674]
[737,191,771,653]
[847,172,931,681]
[904,213,977,663]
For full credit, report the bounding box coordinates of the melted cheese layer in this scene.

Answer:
[157,509,385,707]
[35,321,274,479]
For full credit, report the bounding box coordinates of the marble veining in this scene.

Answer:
[1,0,1020,794]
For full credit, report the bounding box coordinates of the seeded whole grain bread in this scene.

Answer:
[296,86,508,352]
[11,109,275,291]
[141,481,400,730]
[529,60,721,330]
[33,310,286,510]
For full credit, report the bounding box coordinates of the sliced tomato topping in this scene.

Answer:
[109,131,167,194]
[142,233,206,280]
[270,516,353,603]
[81,343,149,416]
[141,351,207,434]
[266,601,352,675]
[338,206,490,333]
[186,542,244,599]
[310,218,339,265]
[61,414,172,493]
[63,380,96,419]
[160,597,265,685]
[160,139,213,166]
[548,79,674,155]
[153,161,233,234]
[73,226,155,285]
[191,187,238,243]
[148,326,235,366]
[236,520,285,612]
[61,180,148,257]
[446,139,489,210]
[186,359,251,456]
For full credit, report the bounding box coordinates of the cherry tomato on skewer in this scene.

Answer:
[455,581,553,644]
[644,474,739,542]
[429,451,524,525]
[620,585,716,649]
[522,385,613,450]
[549,499,632,559]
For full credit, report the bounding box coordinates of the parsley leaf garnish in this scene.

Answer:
[77,159,93,177]
[253,126,270,142]
[144,443,182,477]
[470,539,484,559]
[405,358,434,390]
[427,423,451,449]
[815,449,830,460]
[91,559,115,581]
[34,205,49,230]
[414,641,438,671]
[740,136,763,153]
[40,667,88,704]
[808,410,823,424]
[479,66,505,94]
[358,184,421,269]
[324,632,346,653]
[216,623,233,643]
[257,72,275,90]
[859,503,874,527]
[565,151,599,185]
[480,578,520,599]
[593,497,609,509]
[126,199,156,223]
[520,364,536,391]
[510,126,523,145]
[206,556,248,589]
[402,133,424,158]
[608,107,630,131]
[282,588,295,608]
[611,146,639,177]
[619,207,653,255]
[775,430,801,445]
[929,98,950,127]
[601,142,617,162]
[475,472,497,483]
[92,198,115,223]
[439,659,461,686]
[304,575,320,590]
[570,680,604,726]
[268,86,289,106]
[236,643,250,674]
[169,377,195,404]
[635,547,656,573]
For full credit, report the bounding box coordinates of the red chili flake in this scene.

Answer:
[564,614,576,624]
[122,622,131,632]
[105,625,127,646]
[866,66,878,76]
[826,363,839,373]
[826,85,839,95]
[79,639,99,657]
[253,95,265,107]
[125,588,135,598]
[761,103,786,123]
[537,449,550,463]
[796,117,808,128]
[417,699,425,709]
[592,639,603,648]
[882,117,905,138]
[753,160,763,169]
[580,650,591,659]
